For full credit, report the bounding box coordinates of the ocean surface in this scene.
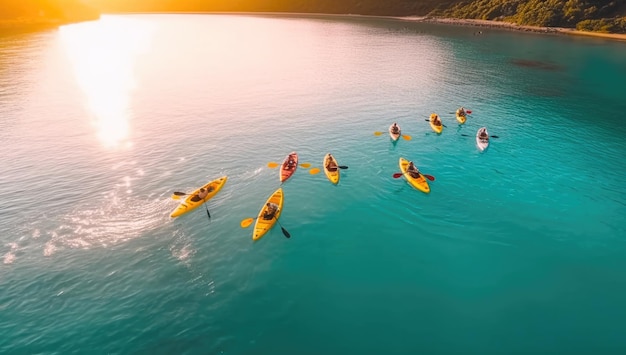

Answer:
[1,13,626,354]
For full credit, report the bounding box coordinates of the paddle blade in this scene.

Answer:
[171,194,181,200]
[299,163,311,168]
[461,134,470,137]
[466,110,472,114]
[424,174,435,181]
[392,173,404,178]
[374,131,383,136]
[338,165,349,169]
[173,191,187,196]
[267,162,279,168]
[402,135,412,141]
[281,227,291,239]
[491,135,499,138]
[309,168,320,175]
[240,218,254,228]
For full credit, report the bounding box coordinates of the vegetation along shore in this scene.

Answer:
[2,0,625,42]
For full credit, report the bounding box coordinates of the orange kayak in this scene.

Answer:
[323,153,340,184]
[170,176,228,217]
[398,158,430,194]
[253,187,284,241]
[429,113,443,134]
[280,152,298,183]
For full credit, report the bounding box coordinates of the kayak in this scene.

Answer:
[476,127,489,151]
[455,110,467,124]
[399,157,430,194]
[170,176,228,218]
[429,113,443,134]
[253,187,284,241]
[280,152,298,183]
[389,123,401,141]
[323,153,340,185]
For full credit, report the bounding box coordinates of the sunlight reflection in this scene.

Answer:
[59,17,154,149]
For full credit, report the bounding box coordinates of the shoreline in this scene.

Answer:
[398,16,626,42]
[3,11,625,42]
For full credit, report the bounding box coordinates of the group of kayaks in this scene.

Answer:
[169,151,345,241]
[386,107,495,192]
[169,107,494,241]
[389,108,491,152]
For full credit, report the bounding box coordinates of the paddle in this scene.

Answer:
[374,131,412,140]
[172,191,187,200]
[268,162,311,168]
[424,119,447,128]
[448,110,472,114]
[461,134,499,138]
[309,165,348,175]
[274,216,291,238]
[392,171,435,181]
[240,216,290,238]
[204,202,211,221]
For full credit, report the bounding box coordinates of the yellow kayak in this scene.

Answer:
[323,153,340,185]
[253,187,284,241]
[429,113,443,134]
[170,176,228,218]
[456,112,466,124]
[399,157,430,194]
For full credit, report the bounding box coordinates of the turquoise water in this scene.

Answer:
[1,13,626,354]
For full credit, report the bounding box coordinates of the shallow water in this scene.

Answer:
[1,13,625,354]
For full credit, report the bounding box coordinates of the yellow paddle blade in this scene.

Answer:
[402,134,412,141]
[240,218,254,228]
[374,131,383,136]
[267,162,279,168]
[309,168,321,175]
[299,163,311,168]
[171,194,181,200]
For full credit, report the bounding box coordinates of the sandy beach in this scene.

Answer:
[401,16,626,42]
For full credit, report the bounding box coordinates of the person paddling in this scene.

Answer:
[432,114,442,126]
[285,154,296,170]
[190,186,213,202]
[478,128,489,142]
[263,202,279,220]
[391,122,400,134]
[325,154,338,172]
[407,161,421,179]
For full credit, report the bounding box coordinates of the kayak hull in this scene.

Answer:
[389,124,401,141]
[399,157,430,194]
[170,176,228,218]
[280,152,298,183]
[476,127,489,151]
[429,113,443,134]
[253,187,284,241]
[456,113,466,124]
[323,153,340,184]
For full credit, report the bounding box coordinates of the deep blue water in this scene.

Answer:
[1,13,625,354]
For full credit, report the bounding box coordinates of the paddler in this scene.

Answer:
[407,161,421,179]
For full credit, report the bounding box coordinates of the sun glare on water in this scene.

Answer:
[59,17,154,149]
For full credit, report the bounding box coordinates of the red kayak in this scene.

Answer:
[280,151,298,183]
